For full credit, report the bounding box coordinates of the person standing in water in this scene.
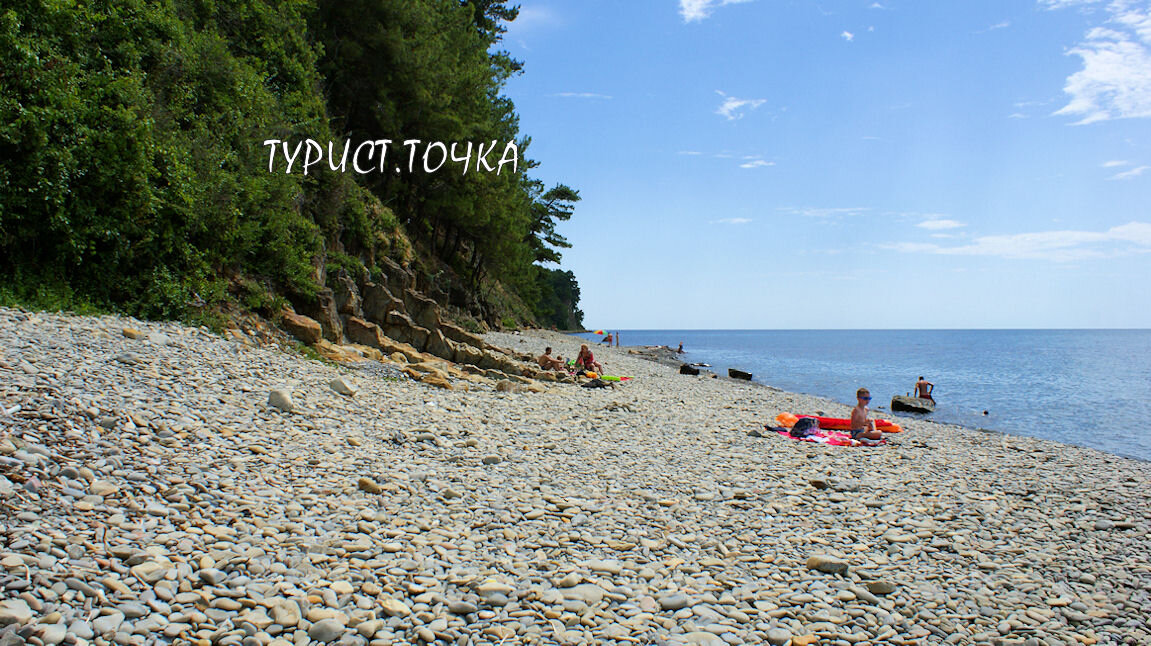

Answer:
[915,376,935,402]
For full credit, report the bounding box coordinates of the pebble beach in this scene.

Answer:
[1,309,1149,646]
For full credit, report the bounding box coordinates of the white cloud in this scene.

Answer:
[680,0,754,23]
[1009,112,1030,118]
[739,160,775,168]
[1047,0,1151,124]
[917,219,966,230]
[1102,159,1130,166]
[551,92,612,99]
[506,6,560,34]
[869,2,886,9]
[1040,0,1105,9]
[781,206,871,218]
[841,30,855,42]
[987,20,1012,30]
[1109,164,1150,179]
[884,221,1151,261]
[678,150,704,155]
[711,217,753,224]
[715,91,766,120]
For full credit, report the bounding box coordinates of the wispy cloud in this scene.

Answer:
[508,5,557,30]
[551,92,612,99]
[677,150,704,156]
[715,91,766,120]
[711,217,753,224]
[917,218,966,230]
[781,206,871,218]
[1102,159,1130,166]
[1008,112,1030,119]
[739,159,775,168]
[1045,0,1151,124]
[680,0,754,23]
[977,20,1012,33]
[1039,0,1106,9]
[1109,164,1150,179]
[841,30,855,42]
[869,2,886,9]
[506,6,560,38]
[885,221,1151,261]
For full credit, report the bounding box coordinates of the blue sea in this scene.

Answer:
[577,330,1151,461]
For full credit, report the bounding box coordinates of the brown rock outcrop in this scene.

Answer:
[280,312,322,345]
[333,274,363,317]
[345,316,386,349]
[301,288,342,342]
[361,282,405,324]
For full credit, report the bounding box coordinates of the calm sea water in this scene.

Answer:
[577,330,1151,461]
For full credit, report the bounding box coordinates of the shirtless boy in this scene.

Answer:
[850,388,883,440]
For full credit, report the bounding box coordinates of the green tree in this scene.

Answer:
[527,182,580,264]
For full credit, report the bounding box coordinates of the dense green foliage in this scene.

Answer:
[0,0,582,328]
[533,268,583,330]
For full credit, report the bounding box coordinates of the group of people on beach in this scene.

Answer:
[536,344,602,375]
[538,335,939,446]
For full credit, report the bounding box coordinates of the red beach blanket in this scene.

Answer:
[767,425,886,447]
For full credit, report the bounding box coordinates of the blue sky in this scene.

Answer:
[500,0,1151,329]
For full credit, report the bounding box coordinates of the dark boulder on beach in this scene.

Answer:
[891,395,935,413]
[679,364,700,376]
[728,368,752,380]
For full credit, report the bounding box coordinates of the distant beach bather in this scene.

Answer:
[676,342,684,353]
[850,388,883,441]
[915,376,935,401]
[601,333,612,345]
[537,347,564,371]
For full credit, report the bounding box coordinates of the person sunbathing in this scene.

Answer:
[575,344,603,374]
[537,347,565,370]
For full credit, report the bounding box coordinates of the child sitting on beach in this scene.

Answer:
[850,388,883,440]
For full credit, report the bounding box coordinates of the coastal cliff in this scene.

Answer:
[0,0,583,334]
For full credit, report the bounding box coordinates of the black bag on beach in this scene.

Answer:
[790,416,819,438]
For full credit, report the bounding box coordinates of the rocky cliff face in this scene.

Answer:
[282,260,563,389]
